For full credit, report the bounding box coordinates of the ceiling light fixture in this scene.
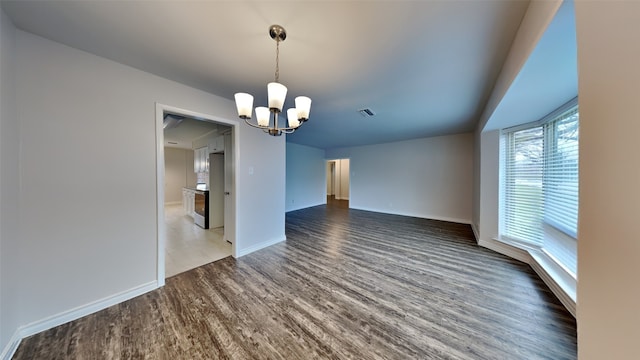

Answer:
[234,25,311,136]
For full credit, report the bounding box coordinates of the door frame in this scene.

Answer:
[155,103,239,287]
[326,158,351,202]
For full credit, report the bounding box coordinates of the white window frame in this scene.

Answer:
[499,97,579,277]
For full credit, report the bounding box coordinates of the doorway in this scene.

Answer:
[156,104,237,286]
[327,159,350,208]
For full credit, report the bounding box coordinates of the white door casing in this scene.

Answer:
[155,103,238,286]
[224,133,234,244]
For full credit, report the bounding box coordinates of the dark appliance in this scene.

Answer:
[193,189,209,229]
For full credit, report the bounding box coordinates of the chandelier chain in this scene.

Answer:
[275,38,280,83]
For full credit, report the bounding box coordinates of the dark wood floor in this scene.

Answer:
[326,194,348,209]
[13,205,576,359]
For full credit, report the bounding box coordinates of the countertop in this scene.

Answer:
[183,187,209,192]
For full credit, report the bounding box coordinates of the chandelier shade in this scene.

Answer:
[287,108,300,128]
[234,93,253,119]
[295,96,312,121]
[267,82,287,112]
[234,25,311,136]
[255,107,270,127]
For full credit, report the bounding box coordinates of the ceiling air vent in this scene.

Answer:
[358,108,376,117]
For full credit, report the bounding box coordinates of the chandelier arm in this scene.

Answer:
[282,122,306,133]
[275,109,305,133]
[244,118,268,129]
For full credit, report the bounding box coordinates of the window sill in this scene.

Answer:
[490,237,576,317]
[530,249,576,301]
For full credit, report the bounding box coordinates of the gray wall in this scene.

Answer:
[285,142,326,212]
[575,1,640,357]
[472,0,566,245]
[1,22,286,354]
[328,159,350,200]
[163,147,195,204]
[326,133,474,224]
[476,130,500,243]
[471,0,640,357]
[0,8,19,355]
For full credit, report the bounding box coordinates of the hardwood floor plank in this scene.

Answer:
[12,205,576,359]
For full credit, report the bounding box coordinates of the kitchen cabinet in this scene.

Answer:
[193,149,200,173]
[194,146,209,173]
[208,135,225,154]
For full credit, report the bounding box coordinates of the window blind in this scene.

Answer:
[544,108,579,238]
[503,126,545,246]
[502,102,579,257]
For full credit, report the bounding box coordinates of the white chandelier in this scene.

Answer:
[234,25,311,136]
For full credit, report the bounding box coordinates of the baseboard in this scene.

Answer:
[349,206,471,225]
[0,328,22,360]
[470,223,480,243]
[478,238,531,263]
[13,280,158,348]
[285,202,325,213]
[529,251,577,318]
[236,236,286,258]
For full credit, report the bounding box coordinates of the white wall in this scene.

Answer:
[473,0,565,243]
[209,153,224,228]
[477,0,563,131]
[575,2,640,358]
[326,162,333,195]
[472,130,481,231]
[0,9,20,356]
[471,0,578,314]
[326,133,474,224]
[236,122,285,255]
[164,147,194,203]
[327,159,350,200]
[340,159,350,199]
[334,159,350,200]
[4,28,285,351]
[285,142,326,212]
[477,130,500,242]
[473,0,564,238]
[472,2,640,356]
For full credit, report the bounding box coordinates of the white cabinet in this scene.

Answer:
[193,146,209,173]
[182,188,195,217]
[200,146,209,172]
[194,136,223,173]
[193,149,200,173]
[208,135,225,154]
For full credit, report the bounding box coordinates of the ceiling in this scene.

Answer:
[484,0,577,131]
[1,0,531,149]
[163,115,228,150]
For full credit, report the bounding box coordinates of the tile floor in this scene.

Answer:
[164,203,232,278]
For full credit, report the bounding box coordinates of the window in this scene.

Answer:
[501,99,578,276]
[544,110,579,238]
